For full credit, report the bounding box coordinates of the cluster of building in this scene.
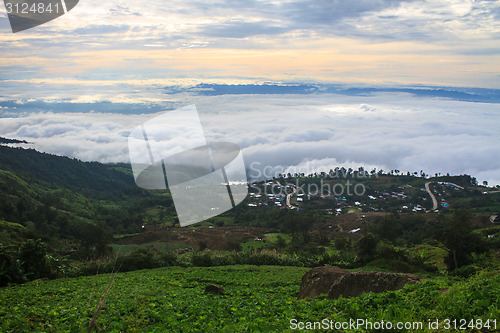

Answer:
[247,181,466,213]
[248,182,287,207]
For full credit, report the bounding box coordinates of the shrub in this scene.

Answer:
[357,233,378,262]
[376,241,406,260]
[452,264,477,278]
[117,249,160,271]
[226,241,242,252]
[191,252,213,267]
[20,239,52,280]
[0,244,26,286]
[158,252,178,267]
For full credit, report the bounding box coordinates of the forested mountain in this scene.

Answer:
[0,145,135,197]
[0,137,28,144]
[0,145,170,255]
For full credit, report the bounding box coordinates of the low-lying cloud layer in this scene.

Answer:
[1,92,499,185]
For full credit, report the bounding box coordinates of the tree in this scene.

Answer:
[0,244,25,286]
[276,236,287,249]
[79,222,113,260]
[373,214,402,243]
[284,212,313,243]
[334,237,350,251]
[357,233,378,262]
[441,209,486,271]
[20,239,51,280]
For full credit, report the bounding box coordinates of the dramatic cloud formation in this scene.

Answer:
[1,2,498,187]
[1,93,499,185]
[0,0,499,87]
[0,111,140,162]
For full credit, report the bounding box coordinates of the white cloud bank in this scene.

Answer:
[0,92,499,185]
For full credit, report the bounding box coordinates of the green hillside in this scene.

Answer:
[0,144,499,332]
[0,145,135,197]
[0,145,176,239]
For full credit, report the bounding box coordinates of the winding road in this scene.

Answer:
[275,180,297,209]
[425,182,438,211]
[286,186,297,208]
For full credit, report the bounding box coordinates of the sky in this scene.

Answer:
[0,0,499,185]
[0,0,499,88]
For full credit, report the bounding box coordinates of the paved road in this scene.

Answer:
[286,186,297,208]
[425,182,438,211]
[275,180,297,209]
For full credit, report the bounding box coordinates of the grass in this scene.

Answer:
[1,265,499,332]
[240,240,267,251]
[241,232,292,251]
[343,207,362,214]
[474,206,500,213]
[112,233,141,239]
[263,233,292,243]
[111,242,190,255]
[0,220,26,231]
[0,220,28,245]
[240,233,291,251]
[410,244,448,273]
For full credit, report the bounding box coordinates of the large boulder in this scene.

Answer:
[297,266,350,299]
[298,267,422,299]
[205,284,225,295]
[327,271,422,299]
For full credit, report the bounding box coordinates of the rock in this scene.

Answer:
[298,267,423,299]
[205,284,225,295]
[328,271,422,299]
[297,266,350,299]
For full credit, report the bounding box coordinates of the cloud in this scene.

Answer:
[1,92,499,185]
[1,0,498,89]
[71,24,131,35]
[0,112,141,162]
[284,0,410,26]
[198,21,287,38]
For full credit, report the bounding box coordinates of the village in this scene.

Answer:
[246,178,477,215]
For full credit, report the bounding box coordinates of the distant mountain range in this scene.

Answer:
[0,84,498,116]
[181,84,500,103]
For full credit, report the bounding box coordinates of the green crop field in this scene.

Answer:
[1,265,499,332]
